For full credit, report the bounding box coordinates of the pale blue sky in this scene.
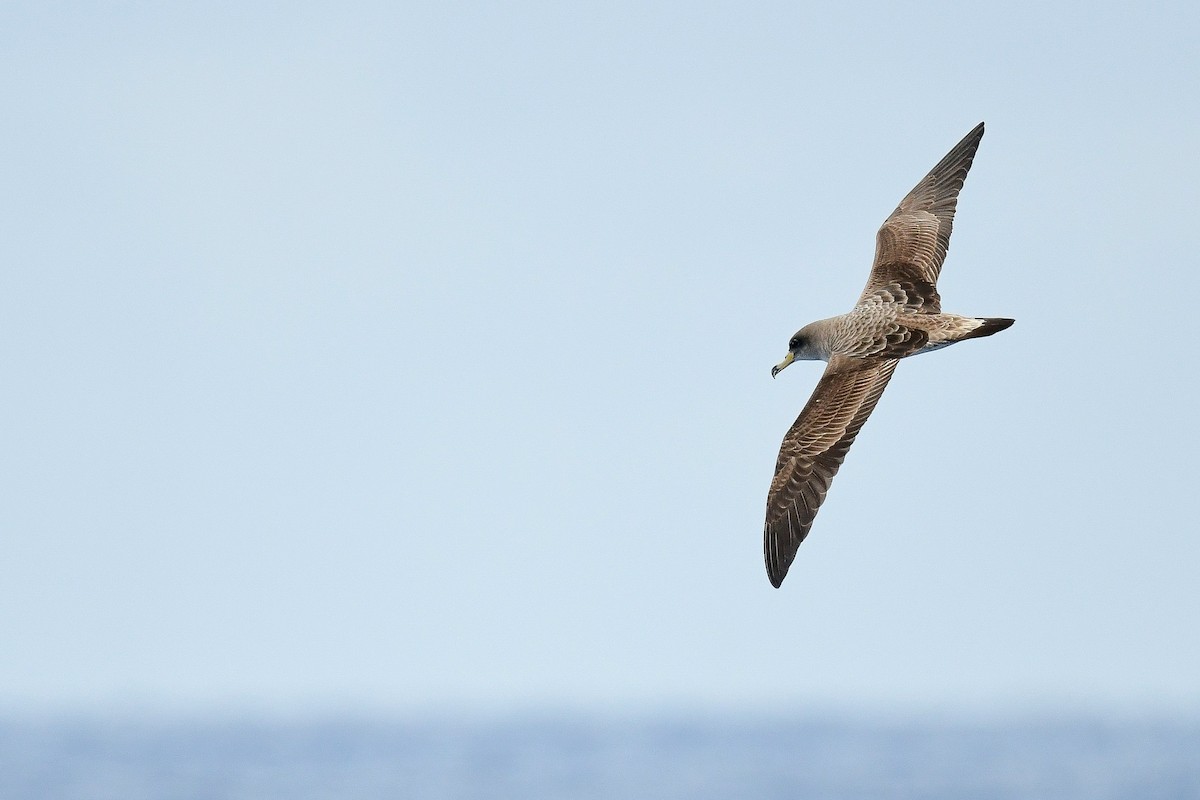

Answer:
[1,1,1197,715]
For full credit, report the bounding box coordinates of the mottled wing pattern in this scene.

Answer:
[838,314,930,359]
[859,122,985,313]
[764,356,899,587]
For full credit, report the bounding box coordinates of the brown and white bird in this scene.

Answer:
[764,122,1012,588]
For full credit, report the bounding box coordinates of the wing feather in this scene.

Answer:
[764,356,899,587]
[858,122,985,312]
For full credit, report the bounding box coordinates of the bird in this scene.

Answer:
[764,122,1012,588]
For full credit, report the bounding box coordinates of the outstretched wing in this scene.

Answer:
[858,122,985,313]
[764,355,899,587]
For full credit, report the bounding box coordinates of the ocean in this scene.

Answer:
[2,715,1197,799]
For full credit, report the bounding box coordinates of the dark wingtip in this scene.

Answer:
[960,121,986,154]
[765,556,786,588]
[764,524,790,588]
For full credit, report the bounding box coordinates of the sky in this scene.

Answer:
[1,1,1197,717]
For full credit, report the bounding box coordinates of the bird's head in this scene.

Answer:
[772,324,825,378]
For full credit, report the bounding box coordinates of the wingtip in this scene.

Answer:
[764,523,791,588]
[765,532,787,588]
[765,543,792,588]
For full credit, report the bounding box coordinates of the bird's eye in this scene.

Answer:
[789,338,800,350]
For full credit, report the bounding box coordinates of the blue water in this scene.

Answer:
[2,715,1197,799]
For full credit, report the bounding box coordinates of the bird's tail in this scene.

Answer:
[962,317,1014,340]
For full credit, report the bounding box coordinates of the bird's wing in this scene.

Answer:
[858,122,985,313]
[764,355,899,587]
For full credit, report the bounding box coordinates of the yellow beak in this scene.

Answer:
[771,351,795,379]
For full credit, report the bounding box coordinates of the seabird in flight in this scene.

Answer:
[764,122,1013,588]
